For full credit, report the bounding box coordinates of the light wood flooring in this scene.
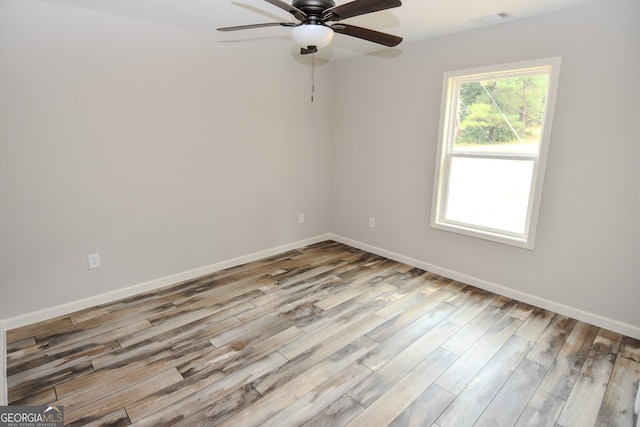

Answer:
[6,241,640,426]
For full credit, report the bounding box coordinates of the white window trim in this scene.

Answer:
[430,57,562,249]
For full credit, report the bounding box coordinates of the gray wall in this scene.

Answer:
[0,0,333,319]
[330,0,640,331]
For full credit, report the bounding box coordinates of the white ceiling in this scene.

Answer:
[38,0,610,60]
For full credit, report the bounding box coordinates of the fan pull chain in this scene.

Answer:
[311,54,315,103]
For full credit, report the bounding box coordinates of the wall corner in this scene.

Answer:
[0,319,6,406]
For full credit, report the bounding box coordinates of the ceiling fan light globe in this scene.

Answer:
[291,25,334,49]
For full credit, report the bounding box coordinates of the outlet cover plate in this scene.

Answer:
[88,253,101,269]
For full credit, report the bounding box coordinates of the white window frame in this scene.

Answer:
[430,57,561,249]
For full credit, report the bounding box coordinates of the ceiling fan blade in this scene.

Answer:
[264,0,307,21]
[217,22,296,31]
[323,0,401,22]
[331,23,402,46]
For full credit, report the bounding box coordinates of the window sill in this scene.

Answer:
[430,220,535,250]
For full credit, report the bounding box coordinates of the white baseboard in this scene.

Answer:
[7,232,632,338]
[2,234,331,332]
[330,234,640,340]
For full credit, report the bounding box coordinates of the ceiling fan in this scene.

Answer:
[217,0,403,54]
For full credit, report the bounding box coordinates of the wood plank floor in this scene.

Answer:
[6,241,640,426]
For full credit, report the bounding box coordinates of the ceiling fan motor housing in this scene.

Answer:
[292,0,336,18]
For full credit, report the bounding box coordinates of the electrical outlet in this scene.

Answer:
[369,217,375,228]
[298,213,305,224]
[88,253,101,269]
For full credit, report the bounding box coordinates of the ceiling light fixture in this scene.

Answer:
[291,24,334,50]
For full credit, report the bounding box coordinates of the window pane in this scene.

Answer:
[445,157,534,234]
[453,74,549,156]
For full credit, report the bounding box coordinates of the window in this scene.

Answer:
[431,58,561,249]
